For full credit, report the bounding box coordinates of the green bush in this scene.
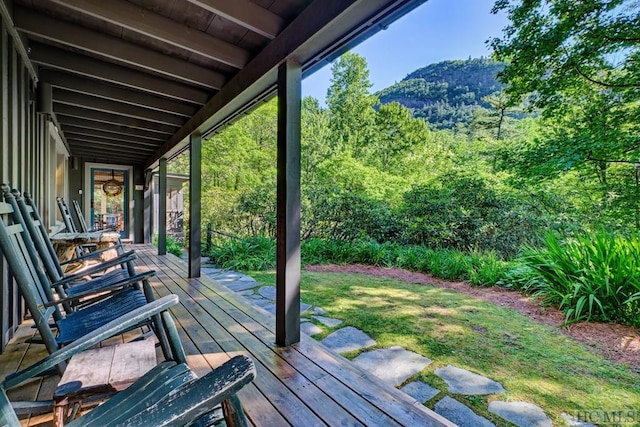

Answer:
[207,236,275,271]
[153,235,184,257]
[399,172,539,257]
[208,237,514,288]
[522,230,640,326]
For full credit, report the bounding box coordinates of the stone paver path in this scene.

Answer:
[301,322,323,336]
[312,315,343,327]
[488,401,552,427]
[435,396,495,427]
[199,262,568,427]
[352,346,432,386]
[435,365,506,395]
[401,381,440,403]
[321,326,377,354]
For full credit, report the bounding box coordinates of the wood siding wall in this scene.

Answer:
[0,6,52,352]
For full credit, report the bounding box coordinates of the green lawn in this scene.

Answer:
[247,269,640,426]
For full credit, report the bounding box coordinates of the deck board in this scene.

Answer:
[1,244,453,427]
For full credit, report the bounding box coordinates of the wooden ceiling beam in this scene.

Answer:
[61,126,161,146]
[46,0,250,68]
[62,129,161,148]
[64,134,158,152]
[56,116,168,141]
[185,0,284,39]
[53,88,186,127]
[54,104,179,135]
[14,6,225,90]
[40,70,196,118]
[68,144,150,156]
[68,148,145,163]
[30,43,209,105]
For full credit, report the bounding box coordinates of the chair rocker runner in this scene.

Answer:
[0,298,256,426]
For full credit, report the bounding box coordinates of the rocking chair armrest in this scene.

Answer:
[45,270,157,307]
[59,243,125,265]
[54,252,137,286]
[2,295,180,390]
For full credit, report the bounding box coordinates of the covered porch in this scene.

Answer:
[1,245,452,426]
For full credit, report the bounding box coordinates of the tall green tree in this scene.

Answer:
[369,102,430,173]
[326,52,378,156]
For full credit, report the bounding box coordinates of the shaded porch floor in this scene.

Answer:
[1,244,452,426]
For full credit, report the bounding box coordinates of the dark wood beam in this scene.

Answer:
[60,125,163,146]
[41,70,197,117]
[30,43,209,105]
[56,116,169,141]
[47,0,249,68]
[188,134,202,278]
[54,104,179,135]
[63,133,159,150]
[68,146,147,162]
[185,0,284,39]
[65,138,156,155]
[53,88,185,127]
[14,6,225,89]
[275,60,301,347]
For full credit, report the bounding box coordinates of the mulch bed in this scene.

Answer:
[305,264,640,371]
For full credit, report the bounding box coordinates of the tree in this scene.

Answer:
[490,0,640,228]
[326,52,378,156]
[370,102,430,172]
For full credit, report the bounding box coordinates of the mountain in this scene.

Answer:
[377,58,505,129]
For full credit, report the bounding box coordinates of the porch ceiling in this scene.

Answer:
[9,0,427,169]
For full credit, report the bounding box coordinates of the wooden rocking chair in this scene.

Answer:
[0,298,256,426]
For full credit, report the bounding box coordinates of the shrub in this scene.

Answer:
[209,236,512,288]
[522,230,640,326]
[207,236,275,271]
[153,235,184,257]
[399,172,539,257]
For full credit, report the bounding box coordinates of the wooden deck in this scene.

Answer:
[1,244,452,426]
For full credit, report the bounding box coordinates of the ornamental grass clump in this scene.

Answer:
[523,230,640,326]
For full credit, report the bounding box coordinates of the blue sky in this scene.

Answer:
[302,0,510,104]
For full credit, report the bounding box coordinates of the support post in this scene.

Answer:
[158,157,167,255]
[188,133,202,278]
[275,60,301,346]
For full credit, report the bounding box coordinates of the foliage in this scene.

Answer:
[206,236,276,271]
[398,172,540,257]
[490,0,640,229]
[153,235,184,257]
[326,52,378,156]
[521,230,640,326]
[302,188,399,242]
[212,236,513,286]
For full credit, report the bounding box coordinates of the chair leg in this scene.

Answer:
[222,394,249,427]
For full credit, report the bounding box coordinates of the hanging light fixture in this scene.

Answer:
[102,169,123,197]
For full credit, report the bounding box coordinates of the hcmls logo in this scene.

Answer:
[575,409,640,425]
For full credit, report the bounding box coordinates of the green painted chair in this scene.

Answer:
[0,194,175,360]
[8,188,144,313]
[0,298,256,426]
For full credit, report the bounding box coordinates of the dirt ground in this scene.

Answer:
[306,264,640,372]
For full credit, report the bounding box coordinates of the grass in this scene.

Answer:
[247,269,640,427]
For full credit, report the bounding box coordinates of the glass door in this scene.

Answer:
[90,168,128,237]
